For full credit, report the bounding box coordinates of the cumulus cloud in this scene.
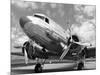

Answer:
[72,5,96,47]
[74,5,96,18]
[14,35,29,45]
[11,26,29,46]
[46,10,51,17]
[74,5,84,14]
[11,27,17,39]
[75,15,86,23]
[41,2,47,7]
[50,3,57,8]
[30,2,38,10]
[11,11,28,46]
[11,0,28,8]
[11,0,38,10]
[58,7,65,17]
[83,6,96,17]
[71,22,95,46]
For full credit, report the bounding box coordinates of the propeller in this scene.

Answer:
[60,44,71,60]
[24,48,28,64]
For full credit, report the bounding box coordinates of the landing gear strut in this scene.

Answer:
[34,63,43,73]
[77,52,85,70]
[34,58,46,73]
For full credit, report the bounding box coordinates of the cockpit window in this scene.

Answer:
[45,18,49,24]
[34,14,49,24]
[34,14,45,20]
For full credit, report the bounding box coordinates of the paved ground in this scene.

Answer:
[11,48,96,75]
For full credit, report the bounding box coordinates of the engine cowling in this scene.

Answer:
[67,35,79,46]
[67,35,81,57]
[22,41,36,59]
[22,41,48,59]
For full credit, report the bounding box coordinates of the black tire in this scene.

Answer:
[77,62,84,70]
[34,63,43,73]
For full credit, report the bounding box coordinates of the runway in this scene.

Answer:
[11,48,96,74]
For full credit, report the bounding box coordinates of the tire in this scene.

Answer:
[34,63,43,73]
[77,62,84,70]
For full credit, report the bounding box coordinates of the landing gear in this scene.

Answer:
[76,46,86,70]
[34,63,43,73]
[77,61,84,70]
[34,58,46,73]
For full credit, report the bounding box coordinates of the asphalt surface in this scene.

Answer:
[11,48,96,75]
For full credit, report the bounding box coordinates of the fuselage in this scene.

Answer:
[19,13,69,54]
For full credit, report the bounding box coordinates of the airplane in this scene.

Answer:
[19,13,94,73]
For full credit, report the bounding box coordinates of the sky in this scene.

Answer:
[11,0,96,47]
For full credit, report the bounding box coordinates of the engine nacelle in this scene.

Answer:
[22,41,48,59]
[67,35,80,46]
[67,35,82,57]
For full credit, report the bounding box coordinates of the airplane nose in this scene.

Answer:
[19,16,31,28]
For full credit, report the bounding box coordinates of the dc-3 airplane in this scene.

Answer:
[19,13,95,73]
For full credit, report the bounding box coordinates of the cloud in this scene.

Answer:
[58,6,65,17]
[74,5,84,14]
[11,0,38,10]
[46,10,51,16]
[29,2,38,10]
[11,0,28,8]
[11,27,17,39]
[74,5,96,18]
[72,5,96,47]
[83,6,96,17]
[50,3,57,8]
[71,21,95,46]
[74,5,96,26]
[41,2,47,7]
[14,35,29,45]
[75,15,86,23]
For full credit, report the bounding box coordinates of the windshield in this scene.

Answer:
[34,14,49,24]
[34,14,45,20]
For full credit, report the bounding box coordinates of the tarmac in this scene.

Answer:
[11,48,96,74]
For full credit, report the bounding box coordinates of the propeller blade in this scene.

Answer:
[60,44,71,60]
[24,49,28,64]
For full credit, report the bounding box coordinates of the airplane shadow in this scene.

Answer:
[11,65,95,74]
[11,63,77,74]
[11,66,75,74]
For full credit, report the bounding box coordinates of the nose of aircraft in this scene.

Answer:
[19,16,31,28]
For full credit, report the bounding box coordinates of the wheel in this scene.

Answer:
[34,63,43,73]
[77,61,84,70]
